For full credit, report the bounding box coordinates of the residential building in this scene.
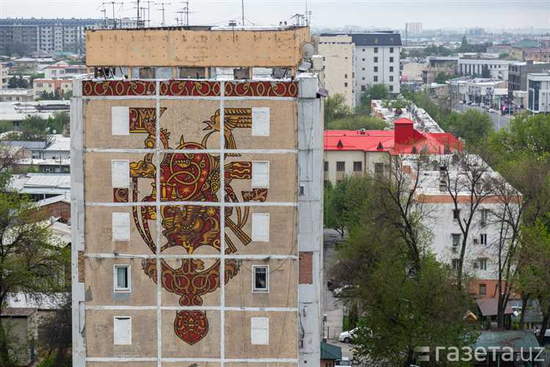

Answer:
[522,48,550,63]
[0,18,103,55]
[72,26,323,367]
[508,61,550,97]
[318,34,355,107]
[423,56,459,85]
[457,58,514,80]
[0,63,9,88]
[318,32,402,104]
[0,88,34,102]
[8,173,70,200]
[42,61,89,80]
[33,78,73,98]
[527,72,550,113]
[323,118,461,185]
[352,32,402,97]
[405,22,423,35]
[401,154,521,299]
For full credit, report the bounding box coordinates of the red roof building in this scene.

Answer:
[323,118,462,184]
[324,118,462,155]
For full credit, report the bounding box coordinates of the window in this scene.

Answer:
[138,67,155,79]
[479,283,487,296]
[111,160,130,188]
[374,162,384,176]
[374,66,378,72]
[389,76,394,82]
[251,107,270,136]
[389,86,393,92]
[361,85,366,91]
[453,209,461,220]
[113,317,132,345]
[373,76,378,82]
[344,82,348,87]
[478,258,488,271]
[374,57,378,63]
[251,213,270,242]
[112,212,130,242]
[480,209,489,226]
[336,161,345,172]
[362,48,365,52]
[353,161,362,172]
[452,233,461,252]
[374,47,378,53]
[452,259,460,270]
[389,57,394,63]
[390,47,394,53]
[344,74,348,79]
[251,317,269,345]
[480,233,487,245]
[252,161,269,188]
[324,161,328,172]
[252,265,269,292]
[113,265,131,292]
[389,66,394,72]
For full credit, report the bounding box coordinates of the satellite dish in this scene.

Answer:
[302,43,314,59]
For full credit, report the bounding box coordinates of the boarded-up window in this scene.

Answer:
[112,212,130,241]
[251,317,269,345]
[252,107,270,136]
[252,161,269,188]
[111,106,129,135]
[111,160,130,188]
[113,317,132,345]
[251,213,270,242]
[299,252,313,284]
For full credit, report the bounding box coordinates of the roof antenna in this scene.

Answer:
[241,0,245,26]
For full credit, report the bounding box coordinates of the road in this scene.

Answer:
[453,104,512,131]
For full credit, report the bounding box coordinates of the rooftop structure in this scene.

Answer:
[9,173,70,198]
[370,99,444,133]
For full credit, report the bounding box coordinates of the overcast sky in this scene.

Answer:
[2,0,550,30]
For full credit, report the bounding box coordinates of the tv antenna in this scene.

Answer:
[156,1,171,26]
[101,1,124,28]
[176,1,190,26]
[241,0,245,26]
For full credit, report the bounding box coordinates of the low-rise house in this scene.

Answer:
[324,118,461,185]
[9,173,70,200]
[0,88,34,102]
[33,78,73,98]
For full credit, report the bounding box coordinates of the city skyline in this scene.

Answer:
[1,0,550,30]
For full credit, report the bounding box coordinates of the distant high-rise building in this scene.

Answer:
[0,18,103,55]
[405,22,423,35]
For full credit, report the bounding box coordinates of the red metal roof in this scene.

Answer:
[324,118,462,155]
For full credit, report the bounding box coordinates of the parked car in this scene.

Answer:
[336,357,352,366]
[339,328,357,343]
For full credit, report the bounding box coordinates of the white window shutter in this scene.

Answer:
[112,212,130,241]
[251,107,270,136]
[251,317,269,345]
[111,106,129,135]
[111,160,130,188]
[252,213,270,242]
[113,317,132,345]
[252,161,269,188]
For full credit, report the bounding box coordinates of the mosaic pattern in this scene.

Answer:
[126,106,267,345]
[224,81,298,97]
[82,80,156,96]
[160,80,221,96]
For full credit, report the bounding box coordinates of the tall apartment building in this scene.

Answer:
[0,18,102,55]
[318,32,402,106]
[71,26,323,367]
[318,35,355,107]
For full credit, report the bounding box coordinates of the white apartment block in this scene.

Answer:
[318,32,402,106]
[527,72,550,113]
[318,35,355,107]
[458,59,515,81]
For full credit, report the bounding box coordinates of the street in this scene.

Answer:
[454,103,512,131]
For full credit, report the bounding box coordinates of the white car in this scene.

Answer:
[335,357,352,366]
[339,328,357,343]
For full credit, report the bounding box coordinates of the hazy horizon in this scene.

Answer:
[1,0,550,30]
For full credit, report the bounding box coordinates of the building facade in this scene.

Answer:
[527,72,550,113]
[523,48,550,63]
[317,35,355,108]
[318,32,402,106]
[457,59,514,80]
[508,61,550,96]
[71,26,323,367]
[0,18,102,55]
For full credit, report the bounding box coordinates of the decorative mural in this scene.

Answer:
[122,106,268,345]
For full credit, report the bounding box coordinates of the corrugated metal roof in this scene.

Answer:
[45,135,70,151]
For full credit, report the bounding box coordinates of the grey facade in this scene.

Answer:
[508,61,550,96]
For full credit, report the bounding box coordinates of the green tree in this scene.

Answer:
[0,167,69,365]
[331,175,475,366]
[324,94,352,126]
[324,176,370,236]
[435,72,452,84]
[445,109,493,146]
[327,115,387,130]
[356,84,389,114]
